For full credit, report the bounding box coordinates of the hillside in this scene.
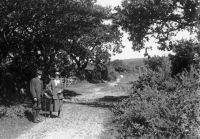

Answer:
[121,58,146,67]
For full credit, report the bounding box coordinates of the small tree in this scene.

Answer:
[144,56,166,72]
[111,59,127,72]
[169,40,200,75]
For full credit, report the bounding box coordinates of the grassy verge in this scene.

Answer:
[0,106,33,139]
[0,117,33,139]
[99,121,120,139]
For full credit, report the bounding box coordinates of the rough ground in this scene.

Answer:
[15,75,131,139]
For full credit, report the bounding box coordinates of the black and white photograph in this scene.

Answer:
[0,0,200,138]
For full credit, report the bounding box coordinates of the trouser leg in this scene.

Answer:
[58,99,63,117]
[32,100,38,123]
[49,111,52,117]
[46,99,53,117]
[58,110,60,117]
[32,110,37,122]
[32,99,41,123]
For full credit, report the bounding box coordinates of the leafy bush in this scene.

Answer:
[5,105,26,118]
[0,105,30,118]
[85,63,118,83]
[0,106,6,118]
[169,40,200,75]
[144,56,171,73]
[110,60,129,73]
[107,70,118,81]
[113,67,200,139]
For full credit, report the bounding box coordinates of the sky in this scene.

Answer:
[96,0,196,60]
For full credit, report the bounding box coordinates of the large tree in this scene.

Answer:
[66,4,123,73]
[113,0,198,51]
[0,0,123,99]
[0,0,122,71]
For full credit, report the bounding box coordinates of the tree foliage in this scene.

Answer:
[144,56,171,74]
[169,40,200,75]
[110,59,128,72]
[113,0,198,51]
[0,0,123,103]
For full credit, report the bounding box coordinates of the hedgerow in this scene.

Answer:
[113,66,200,139]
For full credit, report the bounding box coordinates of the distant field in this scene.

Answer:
[122,58,146,67]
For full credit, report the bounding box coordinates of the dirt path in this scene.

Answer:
[16,76,128,139]
[16,104,112,139]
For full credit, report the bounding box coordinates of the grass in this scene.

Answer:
[122,58,145,67]
[0,99,38,139]
[0,113,33,139]
[99,121,119,139]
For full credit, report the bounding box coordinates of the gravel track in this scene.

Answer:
[16,104,111,139]
[16,77,126,139]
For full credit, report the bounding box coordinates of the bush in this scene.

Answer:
[107,70,118,81]
[110,60,129,73]
[5,105,26,118]
[85,63,117,83]
[0,105,30,118]
[0,106,6,118]
[144,56,171,74]
[113,67,200,139]
[169,40,200,76]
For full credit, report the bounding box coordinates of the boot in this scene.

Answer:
[58,110,61,118]
[33,111,39,123]
[49,111,52,118]
[36,110,41,122]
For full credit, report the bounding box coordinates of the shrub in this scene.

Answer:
[111,60,128,73]
[0,106,6,118]
[1,105,30,118]
[144,56,165,72]
[113,67,200,138]
[169,40,200,75]
[144,56,171,74]
[85,63,118,82]
[106,64,118,81]
[107,70,117,81]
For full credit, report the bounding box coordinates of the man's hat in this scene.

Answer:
[36,70,42,75]
[55,71,60,75]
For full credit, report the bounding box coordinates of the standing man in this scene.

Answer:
[30,70,43,123]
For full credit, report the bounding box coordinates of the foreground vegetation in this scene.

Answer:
[113,54,200,138]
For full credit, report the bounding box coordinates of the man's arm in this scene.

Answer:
[46,80,53,95]
[30,79,36,99]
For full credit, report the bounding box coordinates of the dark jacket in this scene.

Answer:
[30,77,43,99]
[47,78,64,99]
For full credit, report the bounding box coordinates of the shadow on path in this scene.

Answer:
[64,95,129,109]
[24,110,33,122]
[98,96,129,102]
[63,89,81,99]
